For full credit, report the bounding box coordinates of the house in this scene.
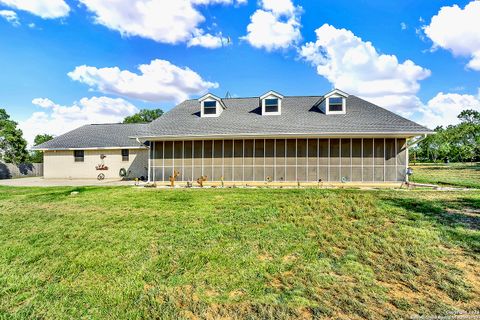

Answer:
[34,89,432,183]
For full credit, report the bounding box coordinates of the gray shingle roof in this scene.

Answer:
[139,95,432,138]
[33,95,432,150]
[33,123,148,150]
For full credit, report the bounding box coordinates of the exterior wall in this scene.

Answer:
[150,138,408,182]
[44,149,148,179]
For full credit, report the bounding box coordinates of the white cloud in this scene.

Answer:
[242,0,302,51]
[77,0,243,47]
[19,96,138,146]
[187,30,230,48]
[0,0,69,19]
[0,9,19,26]
[400,22,407,30]
[416,91,480,128]
[423,0,480,71]
[68,59,219,103]
[299,24,431,116]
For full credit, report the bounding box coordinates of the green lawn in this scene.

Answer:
[0,187,479,319]
[410,163,480,189]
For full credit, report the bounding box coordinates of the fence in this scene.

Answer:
[0,163,44,179]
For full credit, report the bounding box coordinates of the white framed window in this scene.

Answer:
[328,97,344,112]
[260,91,283,115]
[320,89,348,115]
[265,98,279,113]
[199,93,225,117]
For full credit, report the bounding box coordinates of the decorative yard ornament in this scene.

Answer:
[220,176,224,188]
[196,175,207,187]
[169,170,180,187]
[266,176,272,183]
[96,153,109,170]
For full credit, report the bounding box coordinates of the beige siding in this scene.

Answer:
[44,149,148,179]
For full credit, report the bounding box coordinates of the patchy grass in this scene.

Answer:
[0,186,479,319]
[410,163,480,189]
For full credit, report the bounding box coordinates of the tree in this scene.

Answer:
[0,108,28,164]
[412,110,480,163]
[29,134,54,163]
[123,108,164,124]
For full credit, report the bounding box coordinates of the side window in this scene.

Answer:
[203,101,217,115]
[74,150,84,162]
[328,97,344,112]
[121,149,129,161]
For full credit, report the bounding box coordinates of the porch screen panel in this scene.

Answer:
[223,140,233,181]
[330,139,340,181]
[233,140,243,181]
[363,139,373,181]
[275,139,286,181]
[397,138,407,181]
[213,141,223,181]
[286,139,296,181]
[153,141,164,181]
[374,139,384,181]
[352,139,362,166]
[203,140,213,179]
[341,139,351,181]
[254,139,264,180]
[153,141,163,167]
[265,139,274,166]
[193,141,202,178]
[163,141,173,167]
[308,139,318,166]
[297,139,307,181]
[352,167,362,181]
[173,142,182,178]
[307,139,318,182]
[318,166,328,182]
[265,139,275,182]
[385,139,396,181]
[183,141,193,182]
[318,139,328,165]
[244,140,254,180]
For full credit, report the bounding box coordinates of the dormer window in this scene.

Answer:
[199,93,226,117]
[328,97,343,112]
[260,90,283,115]
[320,89,349,115]
[203,101,217,115]
[265,98,279,113]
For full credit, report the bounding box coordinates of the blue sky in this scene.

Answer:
[0,0,479,144]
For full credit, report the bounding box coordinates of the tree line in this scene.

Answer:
[0,108,163,164]
[410,110,480,163]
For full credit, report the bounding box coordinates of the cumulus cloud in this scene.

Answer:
[423,0,480,71]
[299,24,431,116]
[68,59,219,103]
[19,96,138,146]
[187,30,230,48]
[416,91,480,129]
[0,9,19,26]
[0,0,69,19]
[77,0,243,47]
[241,0,302,51]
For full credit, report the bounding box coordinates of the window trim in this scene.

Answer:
[121,149,129,162]
[74,150,84,162]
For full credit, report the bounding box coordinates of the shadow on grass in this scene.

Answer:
[383,196,480,254]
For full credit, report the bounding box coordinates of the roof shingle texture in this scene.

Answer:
[141,95,432,137]
[33,123,148,150]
